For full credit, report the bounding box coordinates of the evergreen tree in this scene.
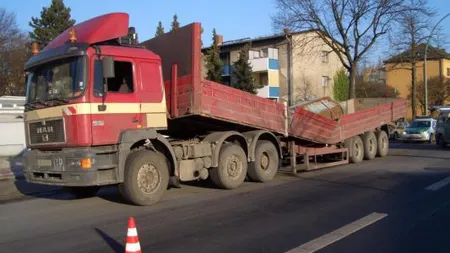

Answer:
[29,0,75,46]
[170,14,180,31]
[332,68,349,102]
[205,29,223,83]
[155,21,164,37]
[231,44,257,94]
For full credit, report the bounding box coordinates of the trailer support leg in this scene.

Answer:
[290,141,297,174]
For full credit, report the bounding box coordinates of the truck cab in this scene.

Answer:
[23,13,170,199]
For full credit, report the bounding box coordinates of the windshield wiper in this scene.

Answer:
[47,98,69,105]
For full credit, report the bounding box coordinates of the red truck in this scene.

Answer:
[23,13,406,206]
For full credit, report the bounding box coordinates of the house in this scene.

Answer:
[202,30,344,104]
[384,44,450,119]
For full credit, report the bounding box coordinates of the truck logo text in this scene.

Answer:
[36,126,54,134]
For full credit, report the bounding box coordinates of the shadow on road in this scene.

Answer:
[95,228,124,253]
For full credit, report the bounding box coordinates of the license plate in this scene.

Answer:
[37,159,52,167]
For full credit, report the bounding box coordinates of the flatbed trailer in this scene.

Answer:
[23,13,406,206]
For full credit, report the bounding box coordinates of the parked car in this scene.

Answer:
[435,109,450,148]
[389,119,409,140]
[401,116,436,143]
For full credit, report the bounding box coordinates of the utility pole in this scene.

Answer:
[424,12,450,116]
[284,28,293,107]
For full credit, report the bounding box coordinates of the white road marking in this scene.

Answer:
[285,212,388,253]
[425,176,450,191]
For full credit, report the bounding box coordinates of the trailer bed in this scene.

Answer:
[142,22,407,143]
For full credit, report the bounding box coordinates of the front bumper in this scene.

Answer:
[24,147,119,186]
[400,133,429,141]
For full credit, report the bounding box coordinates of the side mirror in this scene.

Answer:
[102,56,115,79]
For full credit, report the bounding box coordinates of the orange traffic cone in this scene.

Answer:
[125,217,142,253]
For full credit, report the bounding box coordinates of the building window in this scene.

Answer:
[321,51,329,63]
[322,76,329,87]
[447,67,450,76]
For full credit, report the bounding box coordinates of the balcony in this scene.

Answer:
[249,48,279,72]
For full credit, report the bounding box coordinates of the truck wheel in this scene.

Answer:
[375,130,389,157]
[248,140,279,182]
[119,149,169,206]
[210,143,248,189]
[362,131,377,160]
[348,136,364,163]
[67,186,100,198]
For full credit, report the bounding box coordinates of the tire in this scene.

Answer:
[437,134,446,148]
[375,130,389,157]
[119,149,169,206]
[362,131,377,160]
[347,135,364,164]
[393,132,399,141]
[210,143,248,189]
[248,140,279,182]
[66,186,100,198]
[428,133,435,144]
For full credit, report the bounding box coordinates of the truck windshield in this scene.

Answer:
[26,57,85,106]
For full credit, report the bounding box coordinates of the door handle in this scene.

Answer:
[132,119,139,123]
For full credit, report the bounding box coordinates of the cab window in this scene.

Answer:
[94,59,134,96]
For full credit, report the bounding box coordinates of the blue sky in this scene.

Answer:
[2,0,450,61]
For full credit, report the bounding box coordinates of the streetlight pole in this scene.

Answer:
[424,12,450,116]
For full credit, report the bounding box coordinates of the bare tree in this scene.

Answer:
[295,73,315,102]
[386,0,438,118]
[409,77,450,115]
[273,0,410,99]
[0,8,30,96]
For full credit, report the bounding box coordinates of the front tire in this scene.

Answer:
[248,140,279,182]
[210,143,248,189]
[119,149,169,206]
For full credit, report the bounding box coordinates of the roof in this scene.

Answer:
[44,13,129,51]
[384,44,450,63]
[201,29,318,51]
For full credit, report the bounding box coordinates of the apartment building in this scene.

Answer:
[384,44,450,119]
[202,31,344,104]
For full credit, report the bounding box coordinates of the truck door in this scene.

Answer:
[91,57,143,145]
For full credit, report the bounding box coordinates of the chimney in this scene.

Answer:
[215,34,223,46]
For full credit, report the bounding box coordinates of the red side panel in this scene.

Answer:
[44,13,129,50]
[289,98,407,144]
[200,81,286,134]
[289,107,340,144]
[141,23,201,117]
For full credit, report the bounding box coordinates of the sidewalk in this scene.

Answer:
[0,178,62,201]
[0,155,61,201]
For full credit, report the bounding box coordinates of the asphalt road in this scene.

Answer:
[1,142,450,253]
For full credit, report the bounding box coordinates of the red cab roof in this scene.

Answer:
[44,12,129,50]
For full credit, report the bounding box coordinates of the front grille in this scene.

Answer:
[29,118,65,145]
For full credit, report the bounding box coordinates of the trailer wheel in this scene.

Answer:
[119,149,169,206]
[248,140,279,182]
[347,136,364,163]
[375,130,389,157]
[210,143,248,189]
[66,186,100,198]
[362,131,377,160]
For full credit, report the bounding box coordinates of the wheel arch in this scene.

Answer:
[243,130,282,162]
[203,131,249,168]
[118,129,178,180]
